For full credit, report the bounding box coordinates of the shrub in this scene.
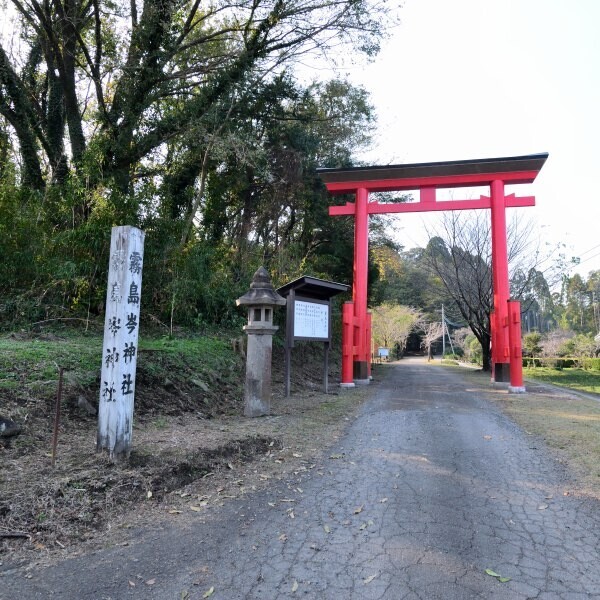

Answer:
[581,358,600,371]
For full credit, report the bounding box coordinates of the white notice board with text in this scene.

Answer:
[293,300,329,339]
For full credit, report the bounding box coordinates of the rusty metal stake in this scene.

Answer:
[51,367,64,468]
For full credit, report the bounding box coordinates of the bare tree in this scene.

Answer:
[541,329,574,357]
[423,211,546,371]
[420,321,444,361]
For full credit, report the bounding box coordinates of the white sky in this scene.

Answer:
[332,0,600,279]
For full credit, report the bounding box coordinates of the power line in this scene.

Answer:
[567,250,600,273]
[578,243,600,259]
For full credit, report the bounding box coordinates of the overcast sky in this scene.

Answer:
[336,0,600,279]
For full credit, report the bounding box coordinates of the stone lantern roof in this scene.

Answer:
[236,267,286,307]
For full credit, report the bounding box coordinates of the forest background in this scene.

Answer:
[1,0,599,365]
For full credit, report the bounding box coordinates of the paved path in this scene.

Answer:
[3,359,600,599]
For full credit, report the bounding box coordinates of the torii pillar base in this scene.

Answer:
[509,386,527,394]
[492,363,511,383]
[353,362,369,382]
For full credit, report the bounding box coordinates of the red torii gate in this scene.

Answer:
[317,153,548,392]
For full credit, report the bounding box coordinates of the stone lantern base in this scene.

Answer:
[243,326,277,417]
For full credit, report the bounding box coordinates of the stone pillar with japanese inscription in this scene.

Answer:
[97,226,145,460]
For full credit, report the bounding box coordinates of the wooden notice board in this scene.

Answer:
[277,276,349,397]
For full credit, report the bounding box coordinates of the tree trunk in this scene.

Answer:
[481,336,491,371]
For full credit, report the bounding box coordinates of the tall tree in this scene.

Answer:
[1,0,396,217]
[422,212,546,371]
[0,0,396,326]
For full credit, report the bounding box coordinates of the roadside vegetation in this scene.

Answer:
[523,366,600,395]
[0,326,245,423]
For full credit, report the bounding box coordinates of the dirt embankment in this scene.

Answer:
[1,335,370,569]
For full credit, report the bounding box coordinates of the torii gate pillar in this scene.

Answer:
[318,153,548,388]
[490,179,511,382]
[352,187,370,382]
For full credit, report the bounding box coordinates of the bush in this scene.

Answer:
[523,357,541,368]
[581,358,600,371]
[468,337,482,365]
[524,357,578,369]
[523,332,543,357]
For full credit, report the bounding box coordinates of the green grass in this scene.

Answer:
[523,366,600,395]
[0,330,242,410]
[0,336,101,389]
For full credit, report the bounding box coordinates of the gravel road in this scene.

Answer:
[3,358,600,599]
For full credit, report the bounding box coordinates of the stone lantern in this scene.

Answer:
[236,267,286,417]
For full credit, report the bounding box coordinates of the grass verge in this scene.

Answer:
[523,366,600,395]
[0,330,244,420]
[445,365,600,498]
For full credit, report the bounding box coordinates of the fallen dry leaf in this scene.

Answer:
[291,580,299,592]
[354,505,364,514]
[145,578,156,585]
[190,506,203,512]
[324,525,331,534]
[364,574,377,584]
[202,587,215,598]
[128,581,136,588]
[537,503,549,510]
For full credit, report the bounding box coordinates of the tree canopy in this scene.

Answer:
[0,0,400,328]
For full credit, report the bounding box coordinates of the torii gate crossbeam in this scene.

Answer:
[317,153,548,391]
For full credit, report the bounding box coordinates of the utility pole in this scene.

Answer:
[442,304,446,357]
